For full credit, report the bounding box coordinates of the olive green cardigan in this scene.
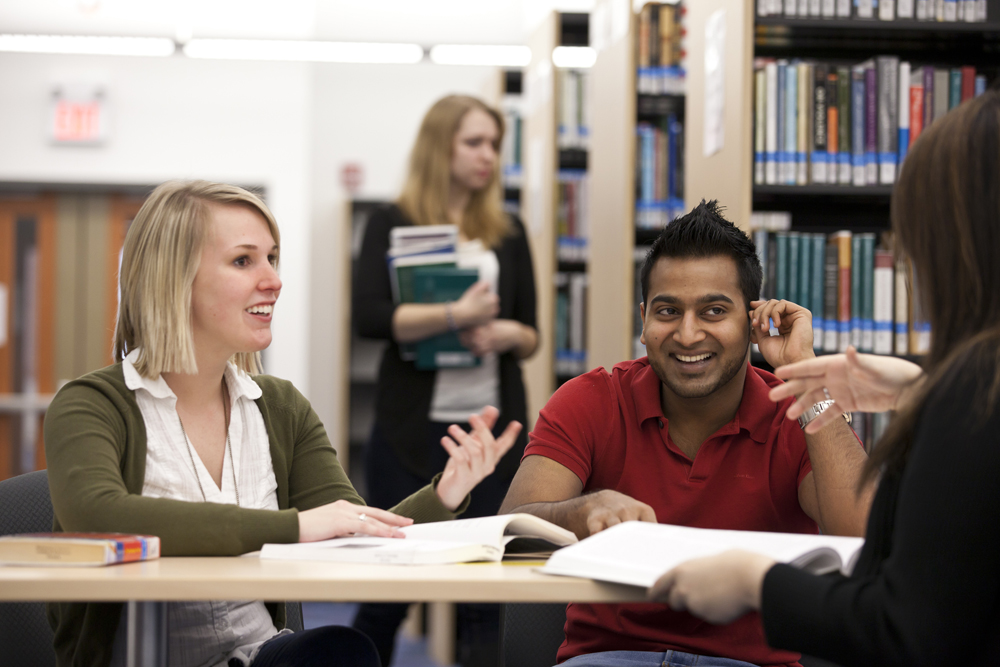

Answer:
[43,363,465,667]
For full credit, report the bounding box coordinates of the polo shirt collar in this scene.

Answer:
[123,348,262,402]
[633,360,776,444]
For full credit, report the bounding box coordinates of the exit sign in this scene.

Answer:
[51,90,107,145]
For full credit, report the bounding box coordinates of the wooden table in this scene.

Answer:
[0,557,646,666]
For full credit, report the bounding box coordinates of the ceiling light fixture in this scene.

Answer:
[430,45,531,67]
[552,46,597,69]
[0,34,175,57]
[183,39,424,64]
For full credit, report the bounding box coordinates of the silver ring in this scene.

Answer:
[822,387,832,401]
[358,513,367,523]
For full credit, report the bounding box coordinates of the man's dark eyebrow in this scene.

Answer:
[649,293,735,306]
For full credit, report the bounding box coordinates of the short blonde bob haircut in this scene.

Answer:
[112,180,280,378]
[398,95,511,248]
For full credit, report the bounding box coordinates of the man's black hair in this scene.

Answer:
[639,199,762,309]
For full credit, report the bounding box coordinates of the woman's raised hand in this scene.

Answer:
[435,406,522,511]
[769,346,925,433]
[452,281,500,329]
[298,500,412,543]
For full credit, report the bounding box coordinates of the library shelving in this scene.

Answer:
[499,69,524,217]
[521,11,592,423]
[750,1,1000,363]
[587,0,688,371]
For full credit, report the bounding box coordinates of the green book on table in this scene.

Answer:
[413,267,481,370]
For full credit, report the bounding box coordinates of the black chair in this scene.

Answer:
[0,470,59,667]
[498,603,566,667]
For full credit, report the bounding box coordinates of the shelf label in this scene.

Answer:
[703,9,726,157]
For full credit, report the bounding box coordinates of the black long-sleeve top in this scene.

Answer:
[761,355,1000,665]
[352,204,537,480]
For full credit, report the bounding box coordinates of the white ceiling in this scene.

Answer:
[0,0,596,45]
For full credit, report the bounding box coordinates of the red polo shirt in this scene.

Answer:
[525,358,817,667]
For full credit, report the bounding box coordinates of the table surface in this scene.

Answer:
[0,556,648,604]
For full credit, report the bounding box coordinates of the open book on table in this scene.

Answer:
[538,521,864,588]
[259,514,577,565]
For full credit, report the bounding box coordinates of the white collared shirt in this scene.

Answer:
[111,350,287,667]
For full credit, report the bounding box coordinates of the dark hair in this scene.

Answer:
[867,88,1000,481]
[639,199,762,309]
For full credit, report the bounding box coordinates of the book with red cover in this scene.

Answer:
[0,533,160,566]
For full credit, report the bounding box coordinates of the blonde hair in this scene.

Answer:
[113,180,280,378]
[398,95,511,248]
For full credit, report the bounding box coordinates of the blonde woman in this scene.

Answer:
[352,95,538,666]
[44,180,519,667]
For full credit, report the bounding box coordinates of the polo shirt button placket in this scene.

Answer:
[658,419,664,429]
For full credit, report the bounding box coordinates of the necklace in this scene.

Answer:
[177,381,240,507]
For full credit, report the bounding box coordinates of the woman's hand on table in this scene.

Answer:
[435,405,521,512]
[647,550,776,624]
[298,501,412,542]
[769,346,925,434]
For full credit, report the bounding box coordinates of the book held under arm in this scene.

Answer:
[0,533,160,567]
[538,521,864,588]
[259,514,577,565]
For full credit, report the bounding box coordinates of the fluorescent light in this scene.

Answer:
[0,34,175,57]
[183,39,424,64]
[552,46,597,69]
[430,45,530,67]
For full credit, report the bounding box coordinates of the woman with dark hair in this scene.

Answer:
[351,95,537,666]
[648,89,1000,664]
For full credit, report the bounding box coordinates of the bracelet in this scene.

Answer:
[445,301,459,332]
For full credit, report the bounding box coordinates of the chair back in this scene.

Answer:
[498,603,566,667]
[0,470,59,667]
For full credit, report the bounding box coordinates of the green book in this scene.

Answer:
[788,232,801,307]
[775,232,789,302]
[798,232,812,314]
[949,68,962,110]
[837,66,852,185]
[413,267,481,370]
[389,253,457,361]
[811,234,826,350]
[850,234,862,348]
[860,234,876,353]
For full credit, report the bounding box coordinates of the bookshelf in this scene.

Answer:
[587,0,691,371]
[521,11,592,424]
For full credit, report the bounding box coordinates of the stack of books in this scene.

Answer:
[756,0,988,21]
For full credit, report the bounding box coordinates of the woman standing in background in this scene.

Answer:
[352,95,538,667]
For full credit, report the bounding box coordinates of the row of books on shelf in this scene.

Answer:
[500,97,523,189]
[558,236,588,263]
[753,57,989,187]
[557,169,589,241]
[555,271,589,378]
[636,1,686,94]
[753,227,930,356]
[557,68,590,150]
[757,0,988,21]
[636,114,685,229]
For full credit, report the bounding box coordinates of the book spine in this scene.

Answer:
[785,0,798,16]
[860,234,876,352]
[785,64,799,185]
[823,0,836,16]
[755,67,767,185]
[944,0,958,21]
[837,0,852,16]
[873,249,895,354]
[799,232,812,314]
[823,236,840,352]
[768,233,778,301]
[789,232,801,304]
[917,0,929,19]
[877,56,899,185]
[976,75,987,96]
[778,62,788,185]
[812,64,829,184]
[880,0,897,19]
[797,63,811,185]
[909,70,925,150]
[858,0,874,18]
[836,232,853,352]
[851,234,862,348]
[949,68,962,110]
[894,259,910,355]
[898,0,915,17]
[897,61,911,167]
[933,69,949,122]
[810,0,821,16]
[826,71,839,184]
[960,66,975,101]
[923,66,935,130]
[766,62,779,184]
[852,67,867,186]
[865,65,878,185]
[837,66,852,184]
[776,232,790,302]
[812,234,826,349]
[799,0,810,15]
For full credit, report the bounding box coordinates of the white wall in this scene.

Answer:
[0,52,313,389]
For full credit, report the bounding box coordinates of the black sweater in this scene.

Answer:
[352,204,537,480]
[761,358,1000,665]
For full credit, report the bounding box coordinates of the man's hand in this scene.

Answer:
[582,490,657,536]
[749,299,816,368]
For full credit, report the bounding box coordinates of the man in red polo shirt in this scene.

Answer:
[500,201,873,667]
